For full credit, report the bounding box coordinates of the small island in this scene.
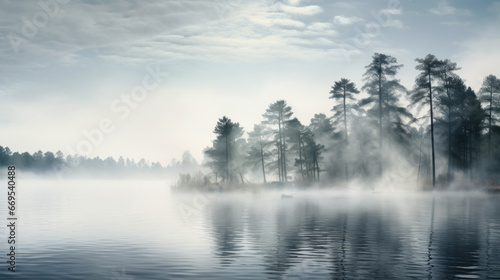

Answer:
[173,53,500,192]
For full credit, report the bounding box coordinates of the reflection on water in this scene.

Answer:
[204,191,500,279]
[0,181,499,279]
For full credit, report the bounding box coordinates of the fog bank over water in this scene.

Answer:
[1,1,499,278]
[0,179,497,279]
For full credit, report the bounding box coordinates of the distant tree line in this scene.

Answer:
[203,53,500,188]
[0,146,167,177]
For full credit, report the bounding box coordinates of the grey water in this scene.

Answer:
[1,180,499,279]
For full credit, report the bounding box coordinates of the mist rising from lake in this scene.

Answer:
[0,180,498,279]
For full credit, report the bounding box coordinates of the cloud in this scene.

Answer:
[0,0,258,84]
[380,8,402,15]
[456,22,500,91]
[307,22,334,32]
[0,1,246,57]
[279,4,323,16]
[429,0,471,16]
[490,2,500,15]
[249,12,306,29]
[273,18,306,28]
[332,2,355,10]
[430,0,456,15]
[0,0,411,79]
[442,21,470,26]
[286,0,302,5]
[0,0,352,75]
[103,16,339,65]
[385,19,404,28]
[333,15,364,25]
[370,7,405,29]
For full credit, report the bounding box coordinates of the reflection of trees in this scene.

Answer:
[484,211,500,279]
[261,202,305,278]
[208,199,244,266]
[331,204,406,279]
[428,197,435,279]
[206,193,498,278]
[431,197,485,279]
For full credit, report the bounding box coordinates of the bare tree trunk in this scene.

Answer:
[378,71,383,178]
[343,87,349,181]
[299,133,304,181]
[259,136,266,184]
[489,89,493,160]
[446,84,452,180]
[428,71,436,187]
[239,170,244,184]
[278,116,283,182]
[316,158,320,181]
[283,128,288,182]
[417,130,424,188]
[277,147,281,182]
[225,136,230,183]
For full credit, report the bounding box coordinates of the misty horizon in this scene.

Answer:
[1,1,500,279]
[1,1,499,166]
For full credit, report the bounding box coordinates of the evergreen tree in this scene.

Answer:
[262,100,294,182]
[302,130,325,182]
[450,84,485,174]
[329,78,360,144]
[410,54,443,187]
[204,116,245,183]
[479,75,500,160]
[361,53,408,176]
[286,118,307,182]
[435,59,461,177]
[308,113,335,143]
[0,146,12,166]
[247,124,272,183]
[329,78,359,181]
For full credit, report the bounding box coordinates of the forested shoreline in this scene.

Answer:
[0,145,167,178]
[2,53,499,188]
[0,146,205,178]
[197,53,500,190]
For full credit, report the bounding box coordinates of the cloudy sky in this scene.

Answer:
[0,0,499,165]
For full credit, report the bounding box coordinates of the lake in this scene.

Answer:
[1,180,499,279]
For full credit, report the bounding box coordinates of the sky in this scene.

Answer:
[0,0,499,165]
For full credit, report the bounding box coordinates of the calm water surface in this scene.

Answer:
[1,180,499,279]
